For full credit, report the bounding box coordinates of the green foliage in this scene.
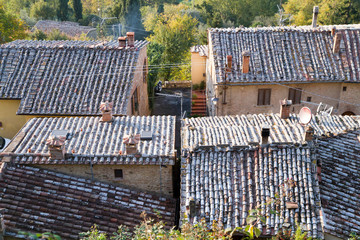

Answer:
[30,0,56,20]
[271,224,313,240]
[143,4,198,81]
[57,0,69,21]
[47,29,69,40]
[0,4,28,43]
[31,28,47,40]
[349,232,360,240]
[80,225,108,240]
[283,0,360,25]
[72,0,83,21]
[18,231,61,240]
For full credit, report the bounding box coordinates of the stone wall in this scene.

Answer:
[213,82,360,116]
[34,164,173,196]
[127,46,151,116]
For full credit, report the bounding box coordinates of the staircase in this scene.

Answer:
[191,90,207,117]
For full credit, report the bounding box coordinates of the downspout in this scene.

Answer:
[159,164,162,194]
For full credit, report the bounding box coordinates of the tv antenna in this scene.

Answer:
[317,102,333,116]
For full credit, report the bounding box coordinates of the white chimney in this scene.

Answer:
[312,6,319,28]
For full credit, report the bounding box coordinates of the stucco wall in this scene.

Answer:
[338,83,360,115]
[213,82,358,116]
[127,46,150,116]
[191,52,206,85]
[0,100,28,139]
[34,164,173,196]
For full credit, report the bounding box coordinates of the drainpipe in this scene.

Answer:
[159,164,163,194]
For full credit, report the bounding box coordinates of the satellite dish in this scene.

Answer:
[299,107,312,125]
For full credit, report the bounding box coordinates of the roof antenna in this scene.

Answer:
[316,102,333,116]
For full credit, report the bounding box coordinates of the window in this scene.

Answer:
[307,96,312,102]
[131,88,139,114]
[114,169,123,178]
[288,88,302,104]
[343,86,347,91]
[203,73,206,77]
[257,89,271,105]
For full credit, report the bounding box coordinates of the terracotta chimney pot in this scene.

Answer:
[126,32,135,47]
[118,37,126,48]
[279,99,292,119]
[242,50,250,74]
[100,101,113,122]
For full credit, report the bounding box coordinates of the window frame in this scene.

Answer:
[114,169,123,179]
[131,87,139,114]
[288,88,302,104]
[257,88,271,106]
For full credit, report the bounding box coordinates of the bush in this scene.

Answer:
[31,29,47,40]
[47,29,69,40]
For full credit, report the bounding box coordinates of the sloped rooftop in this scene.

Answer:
[0,116,176,165]
[33,20,96,37]
[0,40,148,115]
[190,45,208,57]
[181,145,322,238]
[209,25,360,83]
[0,163,176,239]
[317,129,360,239]
[182,114,360,151]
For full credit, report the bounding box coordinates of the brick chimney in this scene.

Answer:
[242,50,250,74]
[126,32,135,47]
[226,55,232,73]
[312,6,319,28]
[46,135,66,160]
[261,125,270,145]
[304,126,314,142]
[333,32,342,54]
[123,134,140,155]
[280,99,292,119]
[118,37,126,48]
[100,101,113,122]
[331,26,336,36]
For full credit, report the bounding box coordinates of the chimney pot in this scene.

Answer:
[126,32,135,47]
[333,32,342,54]
[226,55,232,73]
[304,126,314,142]
[100,101,113,122]
[123,134,140,155]
[46,135,66,160]
[118,37,126,48]
[331,26,336,36]
[242,50,250,74]
[312,6,319,28]
[261,125,270,145]
[280,99,292,119]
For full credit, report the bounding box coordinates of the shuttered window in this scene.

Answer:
[288,88,302,104]
[257,89,271,105]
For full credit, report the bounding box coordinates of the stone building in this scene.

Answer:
[0,37,150,139]
[0,115,176,196]
[33,20,96,38]
[205,24,360,116]
[180,113,360,239]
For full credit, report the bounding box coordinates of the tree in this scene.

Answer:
[72,0,83,21]
[143,4,198,81]
[57,0,69,21]
[30,0,56,20]
[0,4,27,43]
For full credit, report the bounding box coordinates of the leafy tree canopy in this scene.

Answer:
[0,4,28,43]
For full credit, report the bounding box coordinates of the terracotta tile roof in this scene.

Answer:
[182,114,360,150]
[1,116,176,165]
[190,45,208,57]
[209,25,360,83]
[33,20,96,37]
[180,146,322,238]
[0,163,176,239]
[317,130,360,239]
[0,40,148,115]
